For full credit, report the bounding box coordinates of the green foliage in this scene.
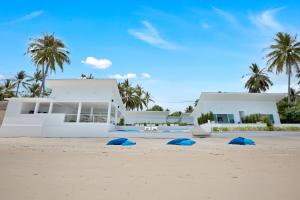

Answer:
[185,105,194,113]
[244,63,273,93]
[118,79,154,111]
[118,118,124,126]
[277,97,300,123]
[147,105,163,111]
[244,114,263,123]
[213,126,300,132]
[197,112,214,124]
[266,32,300,105]
[169,111,182,117]
[27,33,70,97]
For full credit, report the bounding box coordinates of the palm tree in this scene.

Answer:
[123,87,137,110]
[28,70,43,83]
[27,33,70,97]
[266,32,300,105]
[27,83,41,97]
[134,85,146,111]
[290,88,300,103]
[243,63,273,93]
[185,105,194,113]
[13,70,29,97]
[2,79,16,98]
[144,91,154,109]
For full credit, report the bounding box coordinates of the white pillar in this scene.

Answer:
[115,109,118,125]
[76,102,82,123]
[90,106,93,122]
[107,102,111,125]
[34,102,40,114]
[193,116,198,126]
[48,102,53,114]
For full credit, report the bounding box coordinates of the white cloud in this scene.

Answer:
[5,10,44,25]
[249,7,284,31]
[81,57,112,69]
[212,7,238,25]
[0,75,4,80]
[109,73,137,80]
[128,20,178,50]
[141,73,151,79]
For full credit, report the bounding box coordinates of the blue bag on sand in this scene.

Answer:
[229,137,255,145]
[167,138,196,146]
[179,139,196,146]
[107,138,128,145]
[121,140,136,146]
[167,138,190,145]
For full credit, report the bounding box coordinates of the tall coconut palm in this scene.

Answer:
[243,63,273,93]
[134,85,146,111]
[13,70,29,96]
[144,91,154,109]
[123,87,137,110]
[27,33,70,97]
[266,32,300,105]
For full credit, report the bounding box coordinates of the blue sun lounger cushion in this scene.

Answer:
[106,138,136,146]
[167,138,196,146]
[229,137,255,145]
[121,140,136,146]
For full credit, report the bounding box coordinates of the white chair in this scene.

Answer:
[144,126,151,131]
[152,126,158,131]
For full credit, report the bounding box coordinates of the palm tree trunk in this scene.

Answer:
[42,64,50,97]
[287,64,291,106]
[16,82,20,97]
[38,64,44,97]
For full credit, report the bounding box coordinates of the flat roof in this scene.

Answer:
[198,92,286,102]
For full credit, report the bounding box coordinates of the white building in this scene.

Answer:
[0,80,288,137]
[0,79,125,137]
[191,92,285,125]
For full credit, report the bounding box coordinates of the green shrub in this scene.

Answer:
[118,118,124,126]
[198,112,214,125]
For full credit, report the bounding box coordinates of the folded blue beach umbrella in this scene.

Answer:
[167,138,196,146]
[229,137,255,145]
[107,138,136,146]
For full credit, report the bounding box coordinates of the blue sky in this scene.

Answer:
[0,0,300,111]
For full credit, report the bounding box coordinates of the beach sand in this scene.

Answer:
[0,136,300,200]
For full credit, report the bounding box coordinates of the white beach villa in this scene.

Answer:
[191,92,285,125]
[0,79,125,137]
[0,79,289,137]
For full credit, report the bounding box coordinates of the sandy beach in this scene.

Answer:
[0,135,300,200]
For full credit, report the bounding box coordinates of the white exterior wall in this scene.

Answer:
[193,100,281,124]
[124,111,170,124]
[0,79,126,137]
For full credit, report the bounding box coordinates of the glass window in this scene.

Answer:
[214,114,235,124]
[52,103,79,123]
[20,102,36,114]
[80,102,108,123]
[38,103,50,113]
